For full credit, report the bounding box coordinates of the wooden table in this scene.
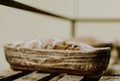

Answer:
[0,69,120,81]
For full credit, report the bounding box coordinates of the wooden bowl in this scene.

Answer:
[4,44,111,76]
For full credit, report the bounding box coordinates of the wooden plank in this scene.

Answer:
[100,76,120,81]
[38,73,60,81]
[14,71,49,81]
[49,73,66,81]
[59,75,120,81]
[0,69,32,81]
[0,69,21,78]
[58,75,83,81]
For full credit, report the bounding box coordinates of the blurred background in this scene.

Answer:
[1,0,120,72]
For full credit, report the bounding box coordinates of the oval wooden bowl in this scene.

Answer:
[4,44,111,76]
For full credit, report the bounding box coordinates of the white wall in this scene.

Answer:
[76,0,120,40]
[15,0,76,18]
[78,0,120,18]
[0,0,75,72]
[76,22,120,39]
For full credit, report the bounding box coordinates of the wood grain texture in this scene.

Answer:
[0,69,120,81]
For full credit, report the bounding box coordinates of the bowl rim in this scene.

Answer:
[4,43,111,54]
